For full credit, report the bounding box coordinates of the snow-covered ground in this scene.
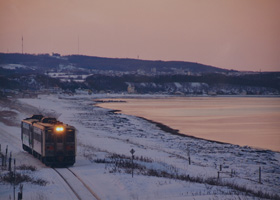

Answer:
[0,94,279,200]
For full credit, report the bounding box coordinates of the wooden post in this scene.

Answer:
[187,147,191,165]
[8,152,12,172]
[217,171,220,179]
[1,154,4,167]
[130,149,135,178]
[132,155,134,178]
[5,145,8,167]
[18,184,23,200]
[13,159,16,200]
[259,167,261,184]
[220,165,222,171]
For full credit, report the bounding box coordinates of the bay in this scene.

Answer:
[97,97,280,152]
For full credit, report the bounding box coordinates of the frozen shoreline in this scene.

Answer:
[95,95,280,152]
[107,108,239,147]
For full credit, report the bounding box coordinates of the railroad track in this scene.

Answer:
[53,168,100,200]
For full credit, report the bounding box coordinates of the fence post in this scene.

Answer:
[220,164,222,171]
[187,147,191,165]
[18,184,23,200]
[8,152,12,172]
[2,154,4,167]
[13,159,16,200]
[5,145,8,167]
[130,149,135,178]
[217,171,220,179]
[259,167,261,184]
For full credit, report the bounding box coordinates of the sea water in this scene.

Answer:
[98,97,280,152]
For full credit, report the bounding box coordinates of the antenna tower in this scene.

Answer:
[78,36,79,55]
[21,36,23,54]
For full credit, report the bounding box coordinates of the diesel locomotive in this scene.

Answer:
[21,115,76,166]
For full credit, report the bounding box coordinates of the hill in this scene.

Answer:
[0,53,229,73]
[0,53,279,96]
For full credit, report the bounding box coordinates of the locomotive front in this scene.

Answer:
[44,122,76,166]
[21,115,76,167]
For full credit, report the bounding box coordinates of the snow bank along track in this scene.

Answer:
[53,168,100,200]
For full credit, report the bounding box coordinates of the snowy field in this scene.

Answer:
[0,94,279,200]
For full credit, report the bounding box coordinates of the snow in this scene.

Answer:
[174,82,182,88]
[1,94,280,200]
[190,82,202,87]
[0,64,27,70]
[46,72,91,83]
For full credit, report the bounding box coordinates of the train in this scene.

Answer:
[21,115,76,166]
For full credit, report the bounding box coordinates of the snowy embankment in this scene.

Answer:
[0,94,280,200]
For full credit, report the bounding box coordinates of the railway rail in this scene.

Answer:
[53,168,100,200]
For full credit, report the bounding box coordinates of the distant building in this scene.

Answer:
[240,90,247,95]
[208,91,217,96]
[52,53,61,57]
[127,84,136,94]
[137,69,145,75]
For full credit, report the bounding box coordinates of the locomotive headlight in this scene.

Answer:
[55,126,64,132]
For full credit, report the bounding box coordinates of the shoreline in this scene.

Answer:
[91,94,280,101]
[98,105,278,153]
[94,96,280,153]
[138,116,233,146]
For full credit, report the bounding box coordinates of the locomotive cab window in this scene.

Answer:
[45,130,54,143]
[57,134,63,143]
[66,130,75,142]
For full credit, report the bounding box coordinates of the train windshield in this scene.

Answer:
[66,129,75,142]
[45,130,54,143]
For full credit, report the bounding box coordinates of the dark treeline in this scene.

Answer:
[0,53,63,68]
[1,72,279,94]
[66,55,228,73]
[86,73,280,92]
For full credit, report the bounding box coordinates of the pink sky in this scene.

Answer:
[0,0,279,71]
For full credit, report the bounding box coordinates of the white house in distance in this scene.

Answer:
[127,84,136,94]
